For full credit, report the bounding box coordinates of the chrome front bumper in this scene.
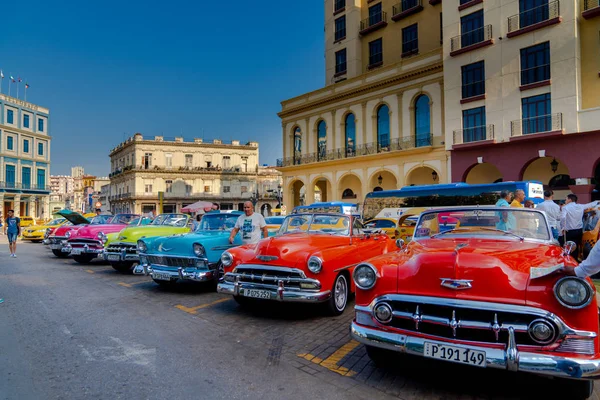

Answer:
[217,276,332,303]
[48,240,68,251]
[133,256,215,283]
[63,244,104,255]
[350,322,600,380]
[103,251,139,262]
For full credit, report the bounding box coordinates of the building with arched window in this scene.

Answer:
[277,0,448,210]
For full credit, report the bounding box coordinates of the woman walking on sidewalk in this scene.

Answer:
[4,210,21,257]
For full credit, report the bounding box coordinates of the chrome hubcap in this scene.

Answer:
[334,275,347,311]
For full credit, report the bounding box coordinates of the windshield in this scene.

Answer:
[196,214,239,231]
[150,214,188,227]
[48,218,65,226]
[110,214,139,224]
[90,215,113,225]
[265,216,285,225]
[129,217,153,226]
[413,208,551,241]
[279,214,350,236]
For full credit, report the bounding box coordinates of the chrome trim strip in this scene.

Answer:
[351,322,600,379]
[235,264,307,278]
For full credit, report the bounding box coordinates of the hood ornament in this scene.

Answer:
[454,243,468,252]
[440,278,473,290]
[257,255,278,262]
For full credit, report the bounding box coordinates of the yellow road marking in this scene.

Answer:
[117,281,147,288]
[297,340,360,376]
[86,269,95,274]
[175,297,230,314]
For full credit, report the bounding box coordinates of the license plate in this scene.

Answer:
[242,289,271,299]
[71,248,83,255]
[424,342,486,367]
[107,254,121,261]
[50,244,62,249]
[153,272,172,281]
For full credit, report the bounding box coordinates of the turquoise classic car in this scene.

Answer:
[134,211,244,287]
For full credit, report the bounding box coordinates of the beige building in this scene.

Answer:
[108,133,282,215]
[278,0,448,210]
[49,175,74,213]
[0,94,51,218]
[444,0,600,202]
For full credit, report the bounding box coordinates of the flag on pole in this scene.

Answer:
[18,77,22,82]
[0,70,4,79]
[10,75,14,82]
[25,83,29,89]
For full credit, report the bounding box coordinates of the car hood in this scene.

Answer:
[146,230,230,256]
[116,225,190,243]
[70,223,127,239]
[56,210,90,225]
[398,238,566,305]
[52,225,82,237]
[245,233,351,268]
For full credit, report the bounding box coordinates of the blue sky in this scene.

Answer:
[1,0,325,176]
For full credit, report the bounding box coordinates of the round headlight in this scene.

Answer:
[65,231,71,239]
[221,251,233,267]
[528,319,556,345]
[374,302,393,324]
[137,240,147,253]
[307,256,323,274]
[193,243,205,257]
[353,263,377,290]
[554,277,593,309]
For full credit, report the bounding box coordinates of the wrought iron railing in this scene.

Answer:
[402,38,419,56]
[0,182,50,191]
[585,0,600,10]
[369,52,383,67]
[276,134,433,167]
[511,113,562,136]
[508,0,560,32]
[451,25,492,53]
[520,64,550,86]
[392,0,422,16]
[360,12,387,32]
[453,125,494,145]
[335,61,347,75]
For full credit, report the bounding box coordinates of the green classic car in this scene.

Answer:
[103,213,191,273]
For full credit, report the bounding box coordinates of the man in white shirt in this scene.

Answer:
[536,189,561,240]
[560,194,599,253]
[562,240,600,278]
[229,201,268,245]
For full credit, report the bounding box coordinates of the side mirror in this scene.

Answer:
[563,241,577,256]
[396,238,405,249]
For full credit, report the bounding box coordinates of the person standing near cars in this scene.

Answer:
[560,194,599,250]
[229,201,268,245]
[4,210,21,257]
[536,190,562,240]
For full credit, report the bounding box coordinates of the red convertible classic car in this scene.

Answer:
[218,212,393,315]
[351,207,600,399]
[64,214,143,264]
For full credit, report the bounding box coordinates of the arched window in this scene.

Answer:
[293,127,302,164]
[345,114,356,157]
[377,105,390,151]
[342,188,356,199]
[415,95,431,147]
[317,120,327,161]
[549,174,572,190]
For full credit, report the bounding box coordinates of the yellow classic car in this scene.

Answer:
[19,216,36,228]
[363,218,398,239]
[22,218,67,242]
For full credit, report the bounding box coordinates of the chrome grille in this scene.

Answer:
[379,295,558,346]
[106,243,137,254]
[147,255,197,267]
[48,237,66,244]
[233,265,309,289]
[556,338,595,355]
[70,239,102,247]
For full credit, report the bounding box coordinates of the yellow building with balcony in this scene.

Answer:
[277,0,448,210]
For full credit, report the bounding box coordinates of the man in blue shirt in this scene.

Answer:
[3,210,20,258]
[495,190,515,231]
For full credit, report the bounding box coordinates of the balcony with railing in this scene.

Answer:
[583,0,600,18]
[359,12,387,35]
[510,113,563,140]
[453,125,495,148]
[0,182,50,192]
[507,1,561,38]
[450,25,493,57]
[460,80,486,103]
[392,0,423,21]
[276,134,433,167]
[520,63,551,91]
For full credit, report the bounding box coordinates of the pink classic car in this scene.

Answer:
[64,214,149,264]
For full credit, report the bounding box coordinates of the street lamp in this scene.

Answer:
[432,170,439,182]
[550,158,559,173]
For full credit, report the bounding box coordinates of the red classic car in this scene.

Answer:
[64,214,146,264]
[218,212,393,315]
[351,207,600,399]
